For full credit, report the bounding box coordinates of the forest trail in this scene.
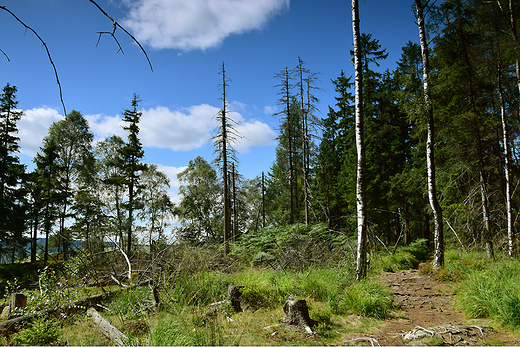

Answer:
[343,269,519,346]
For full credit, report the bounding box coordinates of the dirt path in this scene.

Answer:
[344,269,519,346]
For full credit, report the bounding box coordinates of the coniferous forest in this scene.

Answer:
[2,0,520,345]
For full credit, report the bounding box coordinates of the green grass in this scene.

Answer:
[456,259,520,330]
[339,280,394,319]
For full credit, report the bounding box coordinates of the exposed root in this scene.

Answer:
[344,337,381,347]
[403,324,495,344]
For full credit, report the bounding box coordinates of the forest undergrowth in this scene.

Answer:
[0,224,519,346]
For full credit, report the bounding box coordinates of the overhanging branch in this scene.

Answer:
[0,6,66,116]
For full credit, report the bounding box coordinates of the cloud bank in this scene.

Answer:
[17,104,276,157]
[122,0,289,50]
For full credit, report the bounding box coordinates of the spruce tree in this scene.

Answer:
[0,83,26,261]
[116,94,147,255]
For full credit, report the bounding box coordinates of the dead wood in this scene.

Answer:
[282,295,316,334]
[88,307,127,345]
[226,285,244,312]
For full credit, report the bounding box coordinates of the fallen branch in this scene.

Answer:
[87,307,127,345]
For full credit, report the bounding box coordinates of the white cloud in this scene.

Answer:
[122,0,289,50]
[85,113,126,140]
[34,103,275,155]
[19,108,63,157]
[140,104,218,151]
[236,120,276,152]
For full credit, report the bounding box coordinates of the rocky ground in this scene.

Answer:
[343,269,520,346]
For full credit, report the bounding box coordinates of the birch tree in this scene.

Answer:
[352,0,368,280]
[415,0,444,269]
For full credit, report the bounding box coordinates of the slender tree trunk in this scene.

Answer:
[298,59,310,225]
[262,171,266,228]
[127,179,134,256]
[31,217,38,263]
[285,67,295,225]
[352,0,367,281]
[497,60,514,259]
[416,0,444,269]
[475,130,494,260]
[232,163,237,242]
[221,62,231,255]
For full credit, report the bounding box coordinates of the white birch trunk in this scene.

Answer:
[352,0,367,280]
[497,61,514,259]
[416,0,444,269]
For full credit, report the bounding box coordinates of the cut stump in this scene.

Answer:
[282,295,316,334]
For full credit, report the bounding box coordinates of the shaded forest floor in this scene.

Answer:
[343,269,519,346]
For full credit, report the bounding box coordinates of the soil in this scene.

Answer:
[342,269,520,346]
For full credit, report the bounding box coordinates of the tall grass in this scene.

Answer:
[336,280,394,319]
[456,259,520,329]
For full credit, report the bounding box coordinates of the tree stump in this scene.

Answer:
[282,295,316,334]
[226,285,244,312]
[9,293,27,318]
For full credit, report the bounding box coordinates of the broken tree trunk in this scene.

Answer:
[227,285,244,312]
[87,308,127,345]
[282,295,316,334]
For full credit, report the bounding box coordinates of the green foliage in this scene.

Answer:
[339,280,394,319]
[456,260,520,329]
[21,267,82,316]
[374,238,429,272]
[12,317,62,346]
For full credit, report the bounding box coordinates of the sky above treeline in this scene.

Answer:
[0,0,419,202]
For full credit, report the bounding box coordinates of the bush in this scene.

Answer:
[340,280,394,319]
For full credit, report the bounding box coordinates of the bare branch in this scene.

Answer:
[88,0,154,72]
[0,49,10,61]
[0,6,66,116]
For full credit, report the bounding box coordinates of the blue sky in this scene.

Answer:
[1,0,419,202]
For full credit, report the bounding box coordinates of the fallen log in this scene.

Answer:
[87,308,127,345]
[282,295,316,334]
